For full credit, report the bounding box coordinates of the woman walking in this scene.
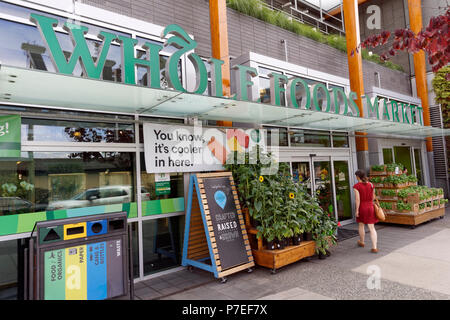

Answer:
[353,169,378,253]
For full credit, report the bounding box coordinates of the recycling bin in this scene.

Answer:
[27,211,132,300]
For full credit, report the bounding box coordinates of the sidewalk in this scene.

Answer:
[131,206,450,300]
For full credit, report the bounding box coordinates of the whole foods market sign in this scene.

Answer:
[30,14,424,125]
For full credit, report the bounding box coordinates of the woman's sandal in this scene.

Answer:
[371,248,378,253]
[357,240,365,247]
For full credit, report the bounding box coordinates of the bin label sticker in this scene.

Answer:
[44,249,66,300]
[87,242,107,300]
[65,245,87,300]
[44,239,123,300]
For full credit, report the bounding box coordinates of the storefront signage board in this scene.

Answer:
[28,13,424,126]
[182,172,254,280]
[0,115,21,158]
[142,123,266,174]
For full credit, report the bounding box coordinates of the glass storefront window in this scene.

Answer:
[394,146,413,174]
[0,151,135,215]
[139,153,184,202]
[0,18,124,82]
[0,240,17,299]
[263,126,289,147]
[129,222,140,279]
[142,216,183,275]
[382,148,394,164]
[258,66,278,77]
[136,51,171,89]
[292,161,311,194]
[414,148,424,185]
[259,77,285,106]
[334,160,352,221]
[332,133,349,148]
[21,118,135,143]
[289,129,331,147]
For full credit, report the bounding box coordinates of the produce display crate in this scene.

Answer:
[370,169,446,227]
[383,207,445,227]
[243,208,316,274]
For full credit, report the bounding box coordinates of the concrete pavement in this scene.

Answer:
[142,206,450,300]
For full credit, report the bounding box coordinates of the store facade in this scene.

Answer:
[0,0,448,299]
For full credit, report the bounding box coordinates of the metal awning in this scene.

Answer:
[1,65,449,137]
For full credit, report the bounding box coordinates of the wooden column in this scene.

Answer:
[209,0,232,127]
[408,0,433,152]
[342,0,368,153]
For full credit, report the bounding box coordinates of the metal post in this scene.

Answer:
[28,237,34,300]
[319,0,323,21]
[128,224,135,300]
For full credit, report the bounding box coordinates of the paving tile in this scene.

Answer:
[134,287,161,300]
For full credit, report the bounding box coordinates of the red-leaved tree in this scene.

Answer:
[352,7,449,76]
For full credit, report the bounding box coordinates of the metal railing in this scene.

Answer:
[264,0,345,36]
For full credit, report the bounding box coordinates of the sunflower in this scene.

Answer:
[289,192,295,199]
[259,176,264,182]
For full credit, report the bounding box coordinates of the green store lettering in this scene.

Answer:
[30,13,423,125]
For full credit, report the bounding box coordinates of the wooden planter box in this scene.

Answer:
[394,183,408,188]
[243,207,317,274]
[251,241,316,274]
[373,183,384,188]
[370,170,387,176]
[407,194,420,203]
[370,166,386,175]
[383,207,445,227]
[379,195,398,201]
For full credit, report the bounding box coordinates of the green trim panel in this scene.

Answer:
[0,197,185,236]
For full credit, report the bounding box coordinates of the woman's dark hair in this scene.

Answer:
[355,169,369,183]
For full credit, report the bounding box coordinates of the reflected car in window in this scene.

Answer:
[47,186,149,210]
[0,197,34,215]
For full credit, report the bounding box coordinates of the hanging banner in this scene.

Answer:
[143,123,267,174]
[0,115,21,157]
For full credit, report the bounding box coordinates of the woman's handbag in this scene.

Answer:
[373,196,386,221]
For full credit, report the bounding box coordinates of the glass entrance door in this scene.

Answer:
[393,146,413,175]
[333,160,353,222]
[292,161,312,195]
[311,159,334,216]
[291,156,354,224]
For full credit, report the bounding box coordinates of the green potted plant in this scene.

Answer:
[419,203,426,213]
[370,164,386,175]
[396,201,412,213]
[381,189,397,199]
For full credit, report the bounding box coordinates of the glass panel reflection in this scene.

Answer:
[313,160,334,215]
[21,118,134,143]
[0,152,134,215]
[334,161,352,221]
[292,162,311,195]
[143,216,183,275]
[290,129,331,147]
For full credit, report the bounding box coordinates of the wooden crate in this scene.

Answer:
[243,207,316,273]
[383,207,445,227]
[251,241,316,273]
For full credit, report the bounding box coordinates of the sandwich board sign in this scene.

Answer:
[181,172,254,282]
